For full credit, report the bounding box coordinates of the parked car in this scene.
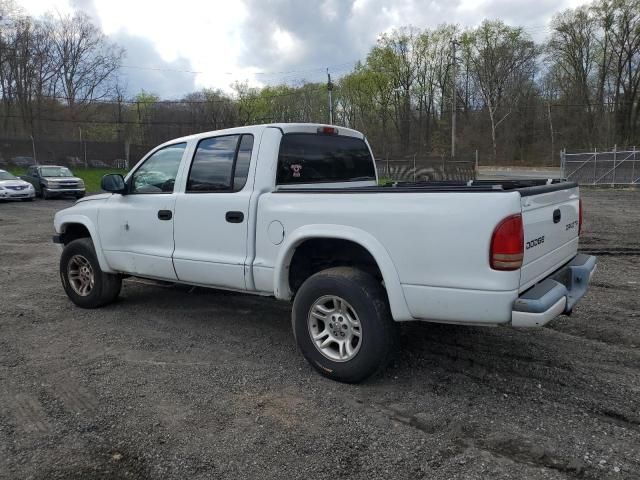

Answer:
[52,124,597,383]
[21,165,85,199]
[0,169,35,201]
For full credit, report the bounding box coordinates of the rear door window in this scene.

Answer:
[187,135,239,192]
[276,134,375,185]
[186,134,254,193]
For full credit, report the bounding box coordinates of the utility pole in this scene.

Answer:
[451,39,459,160]
[30,135,37,165]
[79,127,87,168]
[327,69,334,125]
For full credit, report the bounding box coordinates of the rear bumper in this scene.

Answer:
[512,254,597,327]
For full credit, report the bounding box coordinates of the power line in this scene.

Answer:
[0,41,359,76]
[120,64,202,74]
[15,85,328,106]
[123,60,358,77]
[2,113,209,126]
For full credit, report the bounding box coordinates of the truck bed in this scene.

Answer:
[274,179,577,196]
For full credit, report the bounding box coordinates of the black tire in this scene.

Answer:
[292,267,397,383]
[75,193,85,199]
[60,238,122,308]
[21,198,34,202]
[42,188,50,199]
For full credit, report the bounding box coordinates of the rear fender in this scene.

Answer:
[274,224,413,321]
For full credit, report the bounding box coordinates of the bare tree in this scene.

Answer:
[547,7,598,141]
[464,20,538,161]
[606,0,640,144]
[46,12,123,108]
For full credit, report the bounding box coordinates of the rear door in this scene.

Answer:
[519,185,580,290]
[172,134,255,290]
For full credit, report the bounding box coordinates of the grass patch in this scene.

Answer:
[4,166,128,193]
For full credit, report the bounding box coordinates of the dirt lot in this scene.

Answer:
[1,189,639,479]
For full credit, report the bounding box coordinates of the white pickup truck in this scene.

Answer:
[53,123,596,382]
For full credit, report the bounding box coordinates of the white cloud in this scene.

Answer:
[17,0,72,16]
[18,0,594,97]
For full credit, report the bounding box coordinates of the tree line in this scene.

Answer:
[1,0,639,164]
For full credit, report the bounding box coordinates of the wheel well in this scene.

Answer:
[288,238,383,294]
[61,223,91,245]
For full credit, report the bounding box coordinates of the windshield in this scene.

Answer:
[40,167,73,177]
[0,171,18,180]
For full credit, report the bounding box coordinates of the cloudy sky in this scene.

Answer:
[19,0,590,99]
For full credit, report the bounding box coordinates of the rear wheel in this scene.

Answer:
[60,238,121,308]
[292,267,397,383]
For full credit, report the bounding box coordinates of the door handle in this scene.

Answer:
[225,211,244,223]
[553,208,561,224]
[158,210,173,221]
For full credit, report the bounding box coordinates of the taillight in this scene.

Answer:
[317,126,338,135]
[490,214,524,271]
[578,198,583,235]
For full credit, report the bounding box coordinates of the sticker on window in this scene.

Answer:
[291,164,302,178]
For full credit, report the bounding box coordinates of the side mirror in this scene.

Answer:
[101,174,127,194]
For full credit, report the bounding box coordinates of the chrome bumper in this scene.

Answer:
[512,254,597,327]
[44,187,85,194]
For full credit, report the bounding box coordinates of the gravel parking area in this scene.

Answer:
[1,189,639,479]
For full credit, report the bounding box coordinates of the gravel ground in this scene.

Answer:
[0,189,639,480]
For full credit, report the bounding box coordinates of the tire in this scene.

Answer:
[42,188,50,199]
[292,267,397,383]
[21,198,34,202]
[75,193,85,199]
[60,238,122,308]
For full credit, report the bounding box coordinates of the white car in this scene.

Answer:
[0,169,36,201]
[53,124,597,382]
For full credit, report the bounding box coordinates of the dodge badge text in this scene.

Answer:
[526,236,545,249]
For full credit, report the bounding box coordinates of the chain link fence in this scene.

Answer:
[561,147,640,185]
[0,137,154,170]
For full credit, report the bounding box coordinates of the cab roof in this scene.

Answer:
[156,123,365,149]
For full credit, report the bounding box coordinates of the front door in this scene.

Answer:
[172,134,254,290]
[98,142,187,280]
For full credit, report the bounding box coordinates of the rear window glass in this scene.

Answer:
[276,134,375,184]
[187,135,239,192]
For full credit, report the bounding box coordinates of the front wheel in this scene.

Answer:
[292,267,397,383]
[60,238,122,308]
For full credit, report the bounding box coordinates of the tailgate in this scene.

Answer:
[519,185,580,291]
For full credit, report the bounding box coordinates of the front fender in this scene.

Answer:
[273,224,413,321]
[54,212,114,274]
